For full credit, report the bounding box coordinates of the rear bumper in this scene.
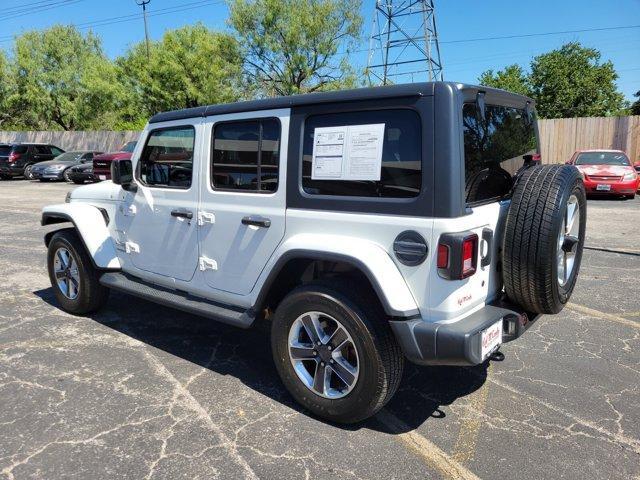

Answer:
[390,298,540,366]
[0,165,23,176]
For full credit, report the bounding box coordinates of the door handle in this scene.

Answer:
[241,216,271,228]
[171,209,193,220]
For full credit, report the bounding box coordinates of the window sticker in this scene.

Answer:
[311,124,385,181]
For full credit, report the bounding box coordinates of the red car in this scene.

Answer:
[567,149,639,199]
[92,141,137,180]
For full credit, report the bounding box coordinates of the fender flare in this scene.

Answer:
[41,203,121,270]
[253,235,420,318]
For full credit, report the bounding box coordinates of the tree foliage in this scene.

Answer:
[631,91,640,116]
[479,42,626,119]
[478,65,531,97]
[7,25,125,130]
[118,24,243,122]
[228,0,362,96]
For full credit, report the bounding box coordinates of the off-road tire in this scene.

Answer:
[47,228,110,315]
[271,280,403,424]
[502,165,586,314]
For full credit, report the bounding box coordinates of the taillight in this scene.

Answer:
[437,232,478,280]
[437,244,449,269]
[8,152,21,163]
[461,235,478,278]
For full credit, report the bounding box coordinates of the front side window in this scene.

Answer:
[138,126,195,188]
[463,103,537,205]
[302,109,422,198]
[212,118,280,192]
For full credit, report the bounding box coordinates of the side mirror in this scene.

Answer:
[635,163,640,173]
[111,159,136,192]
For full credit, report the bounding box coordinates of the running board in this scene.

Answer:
[99,272,254,328]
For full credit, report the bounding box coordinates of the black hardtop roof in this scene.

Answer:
[148,81,534,124]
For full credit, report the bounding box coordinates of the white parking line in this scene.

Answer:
[567,303,640,330]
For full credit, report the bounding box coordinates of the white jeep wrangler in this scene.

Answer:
[42,83,585,423]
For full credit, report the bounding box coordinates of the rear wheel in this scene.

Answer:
[47,229,110,314]
[502,165,586,314]
[271,282,403,423]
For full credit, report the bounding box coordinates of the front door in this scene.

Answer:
[119,121,201,282]
[197,110,288,295]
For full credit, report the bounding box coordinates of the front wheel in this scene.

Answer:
[63,169,72,182]
[271,282,403,423]
[23,164,34,179]
[47,229,110,314]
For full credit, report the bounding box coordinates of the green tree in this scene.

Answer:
[529,42,625,118]
[478,65,531,96]
[0,50,13,127]
[631,90,640,115]
[228,0,362,96]
[9,25,126,130]
[117,24,243,120]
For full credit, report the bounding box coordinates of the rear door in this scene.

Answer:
[33,145,55,163]
[197,109,288,295]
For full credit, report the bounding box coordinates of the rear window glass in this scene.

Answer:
[302,109,422,198]
[463,103,537,205]
[575,152,630,166]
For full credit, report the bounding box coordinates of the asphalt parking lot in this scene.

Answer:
[1,180,639,480]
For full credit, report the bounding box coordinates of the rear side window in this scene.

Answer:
[302,109,421,198]
[212,118,280,192]
[138,126,195,189]
[463,103,537,205]
[0,146,10,155]
[34,146,51,154]
[51,147,64,156]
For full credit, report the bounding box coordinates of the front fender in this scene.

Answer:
[42,203,121,270]
[255,233,419,318]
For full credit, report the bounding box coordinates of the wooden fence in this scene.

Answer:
[538,116,640,164]
[0,131,140,153]
[1,115,638,163]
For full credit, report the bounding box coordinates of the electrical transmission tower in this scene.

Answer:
[366,0,443,85]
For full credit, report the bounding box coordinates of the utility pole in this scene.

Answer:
[136,0,151,59]
[367,0,443,85]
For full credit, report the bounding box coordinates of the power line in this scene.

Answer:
[0,0,86,22]
[344,24,640,56]
[0,0,222,43]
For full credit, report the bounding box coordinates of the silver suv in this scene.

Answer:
[42,82,586,423]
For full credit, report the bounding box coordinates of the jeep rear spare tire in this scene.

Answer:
[502,165,586,314]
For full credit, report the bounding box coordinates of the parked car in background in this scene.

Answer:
[0,143,65,179]
[65,161,99,184]
[30,151,102,182]
[92,141,137,180]
[567,149,638,199]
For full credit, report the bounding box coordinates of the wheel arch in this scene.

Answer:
[253,245,420,319]
[42,204,121,270]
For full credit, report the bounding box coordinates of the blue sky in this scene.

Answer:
[1,0,639,101]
